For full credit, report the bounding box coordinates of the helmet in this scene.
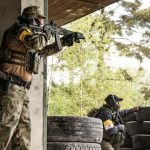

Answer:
[19,6,46,20]
[105,94,123,110]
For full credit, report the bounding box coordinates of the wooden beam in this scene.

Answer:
[48,0,119,26]
[75,0,99,5]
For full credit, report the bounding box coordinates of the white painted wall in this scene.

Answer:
[21,1,45,150]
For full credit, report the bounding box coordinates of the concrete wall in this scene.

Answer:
[21,1,45,150]
[0,0,45,150]
[0,1,20,150]
[28,63,45,150]
[0,0,21,43]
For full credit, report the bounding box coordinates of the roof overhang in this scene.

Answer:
[48,0,119,26]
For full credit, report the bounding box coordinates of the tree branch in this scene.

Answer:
[112,37,141,47]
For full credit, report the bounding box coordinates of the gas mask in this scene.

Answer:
[105,94,122,111]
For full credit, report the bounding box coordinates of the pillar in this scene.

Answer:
[0,0,46,149]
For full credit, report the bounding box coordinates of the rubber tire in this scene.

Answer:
[133,134,150,149]
[47,142,101,150]
[122,112,137,122]
[126,121,150,136]
[47,116,103,143]
[136,107,150,121]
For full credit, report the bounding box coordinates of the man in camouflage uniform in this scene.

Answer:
[0,6,83,150]
[94,94,140,150]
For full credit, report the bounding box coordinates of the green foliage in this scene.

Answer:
[110,0,150,61]
[47,1,150,116]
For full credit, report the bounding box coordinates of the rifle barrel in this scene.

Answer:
[28,24,85,40]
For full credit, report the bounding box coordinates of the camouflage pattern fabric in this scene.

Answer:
[101,140,121,150]
[0,84,30,150]
[101,140,114,150]
[21,6,46,19]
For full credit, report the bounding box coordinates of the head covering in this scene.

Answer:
[105,94,123,102]
[19,6,46,20]
[105,94,123,108]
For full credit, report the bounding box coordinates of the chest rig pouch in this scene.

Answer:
[0,24,41,74]
[26,51,41,74]
[0,44,41,75]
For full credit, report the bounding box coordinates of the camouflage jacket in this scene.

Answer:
[0,22,65,81]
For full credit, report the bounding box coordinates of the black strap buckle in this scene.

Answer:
[10,76,31,89]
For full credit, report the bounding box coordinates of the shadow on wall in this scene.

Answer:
[0,0,20,44]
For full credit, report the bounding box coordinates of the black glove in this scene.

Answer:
[132,106,141,112]
[62,33,74,47]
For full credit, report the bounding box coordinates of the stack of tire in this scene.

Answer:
[121,107,150,150]
[47,116,103,150]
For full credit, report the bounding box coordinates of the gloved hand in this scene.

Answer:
[43,30,51,40]
[132,106,141,112]
[43,25,51,40]
[62,33,74,47]
[117,124,125,132]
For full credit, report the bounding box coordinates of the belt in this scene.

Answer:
[10,76,31,89]
[0,71,31,89]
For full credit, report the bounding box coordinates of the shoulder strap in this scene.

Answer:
[99,107,113,114]
[95,106,115,119]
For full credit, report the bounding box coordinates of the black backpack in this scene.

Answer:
[87,107,100,117]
